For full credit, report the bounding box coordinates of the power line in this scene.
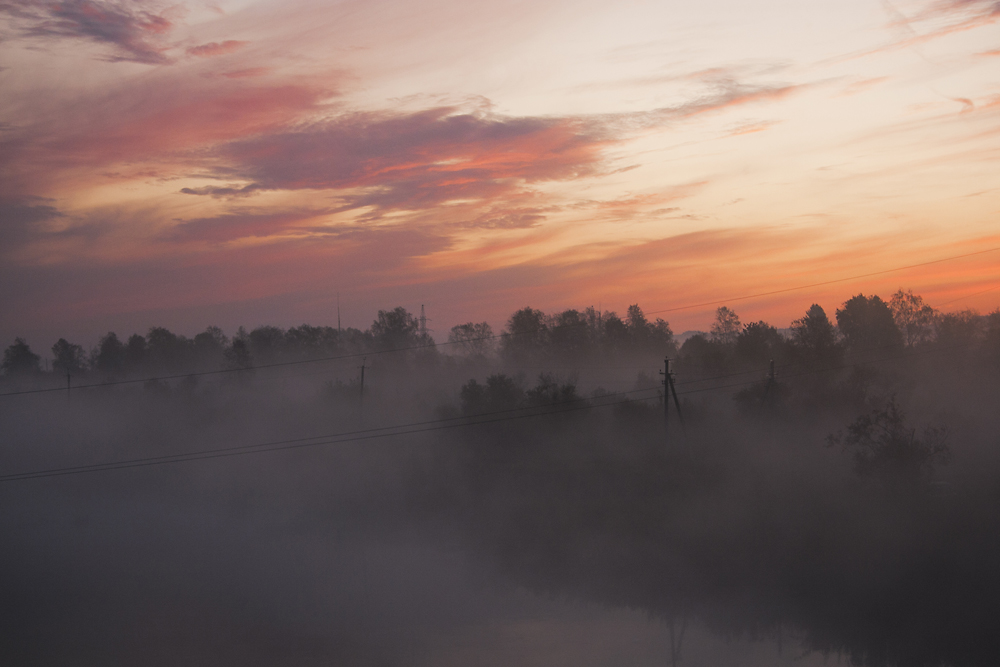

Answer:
[0,339,978,483]
[933,283,999,308]
[0,388,663,482]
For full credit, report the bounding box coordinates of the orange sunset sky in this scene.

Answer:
[1,0,998,346]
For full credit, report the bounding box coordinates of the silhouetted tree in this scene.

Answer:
[93,332,125,376]
[124,334,147,374]
[146,327,190,372]
[626,304,650,344]
[448,322,495,358]
[836,294,902,353]
[224,337,253,372]
[649,318,676,354]
[735,321,786,366]
[790,304,842,364]
[828,398,948,491]
[889,289,936,347]
[51,338,86,376]
[710,306,741,345]
[985,309,1000,365]
[624,304,676,355]
[934,309,983,348]
[248,325,286,364]
[2,338,41,375]
[501,307,548,364]
[371,307,429,351]
[460,373,524,415]
[525,373,579,408]
[602,312,629,354]
[193,326,228,369]
[678,333,728,374]
[284,324,340,359]
[550,309,589,358]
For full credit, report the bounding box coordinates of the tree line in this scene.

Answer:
[2,289,998,382]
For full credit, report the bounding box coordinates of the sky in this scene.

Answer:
[1,0,999,346]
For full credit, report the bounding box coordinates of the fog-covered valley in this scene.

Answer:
[3,294,999,666]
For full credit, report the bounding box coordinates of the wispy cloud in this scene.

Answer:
[0,196,64,252]
[165,209,330,243]
[0,0,177,64]
[187,40,248,58]
[180,183,263,199]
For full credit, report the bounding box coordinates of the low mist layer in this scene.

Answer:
[2,291,999,666]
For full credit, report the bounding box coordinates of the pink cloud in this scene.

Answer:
[187,40,248,57]
[187,108,608,217]
[0,79,334,196]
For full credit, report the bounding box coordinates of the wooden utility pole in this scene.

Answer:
[660,357,685,444]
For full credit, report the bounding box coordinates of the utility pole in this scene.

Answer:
[66,373,71,401]
[337,291,342,334]
[419,305,427,337]
[659,357,685,445]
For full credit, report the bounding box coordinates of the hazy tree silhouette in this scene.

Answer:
[224,337,253,372]
[460,373,524,415]
[625,304,675,354]
[678,333,728,374]
[146,327,194,373]
[602,312,629,354]
[51,338,86,376]
[193,326,229,369]
[549,309,589,358]
[710,306,741,345]
[836,294,903,353]
[125,334,147,373]
[790,304,842,364]
[449,322,495,358]
[371,307,431,351]
[246,326,285,364]
[284,324,346,359]
[934,309,983,348]
[525,373,580,408]
[735,321,786,366]
[93,332,126,377]
[985,310,1000,364]
[501,307,548,363]
[1,338,41,375]
[889,289,936,347]
[828,398,949,491]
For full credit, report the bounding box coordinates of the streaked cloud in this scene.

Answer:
[0,0,177,64]
[1,0,998,344]
[187,40,248,58]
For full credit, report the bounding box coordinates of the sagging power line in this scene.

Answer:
[0,338,979,484]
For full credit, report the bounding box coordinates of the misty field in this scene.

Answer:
[2,299,999,666]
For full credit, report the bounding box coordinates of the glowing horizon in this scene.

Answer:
[2,0,998,347]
